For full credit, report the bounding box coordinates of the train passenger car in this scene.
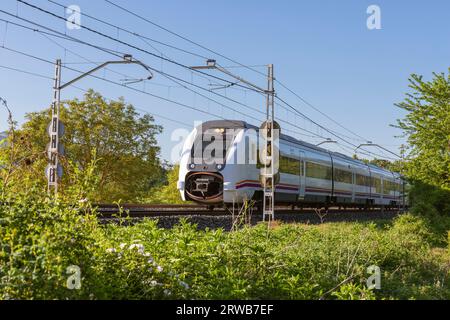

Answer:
[177,120,406,208]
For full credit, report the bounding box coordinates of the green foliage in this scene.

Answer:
[2,76,450,300]
[405,181,450,246]
[0,186,99,299]
[4,89,164,202]
[448,231,450,255]
[331,283,376,300]
[1,179,449,300]
[395,69,450,190]
[351,156,403,173]
[1,146,449,299]
[141,165,185,204]
[409,181,450,216]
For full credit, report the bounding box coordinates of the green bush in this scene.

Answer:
[409,181,450,216]
[448,231,450,255]
[1,181,449,299]
[140,165,186,204]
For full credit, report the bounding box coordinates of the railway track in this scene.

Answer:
[95,204,225,218]
[94,203,404,224]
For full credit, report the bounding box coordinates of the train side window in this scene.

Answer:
[383,180,393,195]
[306,161,332,180]
[334,168,352,184]
[279,155,288,173]
[280,155,301,175]
[356,174,369,186]
[371,177,382,194]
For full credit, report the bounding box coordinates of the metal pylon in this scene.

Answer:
[263,64,275,222]
[47,59,62,195]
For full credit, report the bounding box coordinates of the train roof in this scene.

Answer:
[197,120,333,154]
[198,120,399,177]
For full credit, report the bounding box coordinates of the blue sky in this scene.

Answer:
[0,0,449,162]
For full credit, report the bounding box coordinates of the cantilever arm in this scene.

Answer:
[60,58,153,90]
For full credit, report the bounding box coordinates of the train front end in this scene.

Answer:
[177,120,252,205]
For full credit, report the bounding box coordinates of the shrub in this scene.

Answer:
[1,185,449,300]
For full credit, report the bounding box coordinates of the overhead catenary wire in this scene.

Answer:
[103,0,268,78]
[53,0,396,157]
[0,43,391,160]
[3,3,350,142]
[6,2,398,159]
[275,96,398,159]
[0,11,265,125]
[13,1,265,95]
[0,63,54,80]
[4,6,275,127]
[2,39,322,141]
[275,80,369,142]
[0,13,127,57]
[38,32,177,89]
[47,0,210,61]
[101,0,395,149]
[0,61,194,129]
[0,44,265,131]
[0,13,326,140]
[43,2,247,98]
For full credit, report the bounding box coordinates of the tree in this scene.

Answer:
[351,155,401,172]
[6,90,164,202]
[143,164,185,204]
[395,69,450,190]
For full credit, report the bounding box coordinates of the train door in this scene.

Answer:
[299,151,306,199]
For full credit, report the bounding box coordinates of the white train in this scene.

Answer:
[177,120,406,208]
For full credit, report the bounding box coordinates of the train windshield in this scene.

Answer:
[191,128,236,165]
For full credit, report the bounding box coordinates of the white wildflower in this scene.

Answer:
[147,258,154,264]
[163,289,171,296]
[119,243,127,250]
[179,281,190,290]
[156,265,163,272]
[106,248,116,253]
[129,243,145,254]
[142,279,159,286]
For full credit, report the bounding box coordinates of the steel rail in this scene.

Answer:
[93,204,403,219]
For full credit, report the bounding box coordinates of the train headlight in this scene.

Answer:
[189,164,195,169]
[216,164,223,170]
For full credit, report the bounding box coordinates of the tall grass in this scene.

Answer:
[1,188,449,299]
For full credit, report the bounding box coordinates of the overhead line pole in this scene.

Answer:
[263,64,276,222]
[47,59,62,195]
